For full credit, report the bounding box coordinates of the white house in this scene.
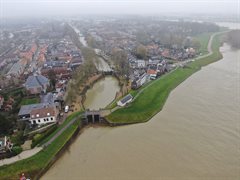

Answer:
[30,106,57,125]
[117,94,133,107]
[18,103,57,125]
[136,60,146,68]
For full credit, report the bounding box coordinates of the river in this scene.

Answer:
[42,30,240,179]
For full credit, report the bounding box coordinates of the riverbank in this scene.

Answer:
[0,112,82,180]
[106,32,225,124]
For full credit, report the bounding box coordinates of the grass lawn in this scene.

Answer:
[0,112,82,180]
[193,32,212,55]
[106,33,223,124]
[20,97,40,105]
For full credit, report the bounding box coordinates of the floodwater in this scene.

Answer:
[43,37,240,180]
[84,76,119,110]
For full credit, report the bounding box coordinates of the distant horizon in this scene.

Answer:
[0,0,239,19]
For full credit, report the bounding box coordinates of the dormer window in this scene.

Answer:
[36,114,39,117]
[31,115,34,118]
[47,113,50,116]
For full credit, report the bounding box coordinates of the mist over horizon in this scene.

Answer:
[0,0,239,19]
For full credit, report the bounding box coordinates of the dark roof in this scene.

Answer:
[41,93,54,104]
[25,75,49,89]
[120,94,133,104]
[18,103,53,116]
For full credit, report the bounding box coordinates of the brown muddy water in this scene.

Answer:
[42,43,240,180]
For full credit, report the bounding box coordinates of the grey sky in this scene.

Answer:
[0,0,239,18]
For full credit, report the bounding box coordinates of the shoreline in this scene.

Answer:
[0,31,227,180]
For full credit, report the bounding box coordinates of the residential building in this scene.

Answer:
[117,94,133,107]
[18,103,57,125]
[24,75,49,94]
[131,73,147,89]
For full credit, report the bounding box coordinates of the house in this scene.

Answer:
[0,96,4,109]
[18,103,57,126]
[30,106,57,125]
[147,69,157,80]
[24,75,49,94]
[131,73,147,89]
[136,60,146,68]
[117,94,133,107]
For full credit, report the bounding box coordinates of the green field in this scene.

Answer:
[0,112,82,180]
[194,32,212,55]
[106,33,223,124]
[20,97,40,105]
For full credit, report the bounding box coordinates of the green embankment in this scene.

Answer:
[0,112,82,180]
[106,33,223,124]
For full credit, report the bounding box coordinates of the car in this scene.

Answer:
[64,106,69,113]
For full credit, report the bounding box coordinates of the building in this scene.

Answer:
[131,73,147,89]
[147,69,157,80]
[24,75,49,94]
[117,94,133,107]
[136,60,146,68]
[18,103,57,126]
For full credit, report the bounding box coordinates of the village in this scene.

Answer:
[0,18,218,159]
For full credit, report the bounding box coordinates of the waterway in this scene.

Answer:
[43,28,240,180]
[84,76,119,110]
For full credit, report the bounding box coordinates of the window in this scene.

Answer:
[47,118,49,121]
[51,117,53,121]
[36,114,39,117]
[47,113,50,116]
[38,119,40,123]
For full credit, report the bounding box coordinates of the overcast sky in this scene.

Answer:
[0,0,239,18]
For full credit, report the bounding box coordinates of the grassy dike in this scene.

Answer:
[0,112,82,180]
[106,33,224,124]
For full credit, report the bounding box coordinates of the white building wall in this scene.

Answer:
[30,116,56,125]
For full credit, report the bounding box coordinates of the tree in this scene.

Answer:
[112,50,130,78]
[0,114,12,135]
[48,69,57,89]
[136,44,147,59]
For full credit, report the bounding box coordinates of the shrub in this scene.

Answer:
[12,146,23,156]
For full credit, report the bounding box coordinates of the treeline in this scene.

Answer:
[66,47,97,103]
[227,30,240,48]
[135,21,219,48]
